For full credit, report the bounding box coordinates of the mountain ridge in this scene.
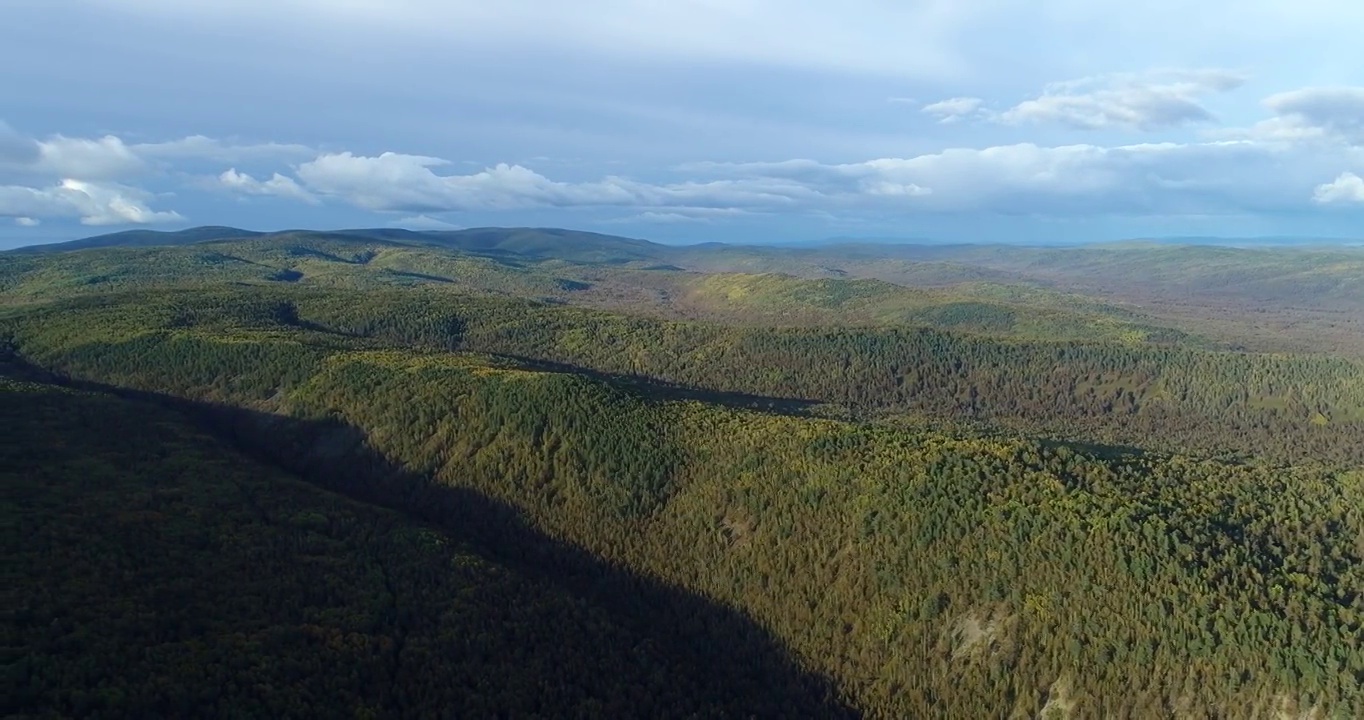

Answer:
[16,224,1364,256]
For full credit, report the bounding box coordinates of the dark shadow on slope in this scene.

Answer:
[497,354,824,416]
[1037,437,1148,461]
[380,269,454,284]
[6,354,858,719]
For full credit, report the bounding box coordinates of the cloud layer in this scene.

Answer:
[998,69,1246,130]
[2,78,1362,234]
[920,69,1249,131]
[0,179,182,226]
[0,122,312,226]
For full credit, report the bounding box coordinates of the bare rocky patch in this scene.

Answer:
[946,603,1016,661]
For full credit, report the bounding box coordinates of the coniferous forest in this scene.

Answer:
[4,227,1363,719]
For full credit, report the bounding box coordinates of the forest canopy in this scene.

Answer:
[4,228,1362,719]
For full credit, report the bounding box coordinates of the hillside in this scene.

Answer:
[17,225,265,253]
[11,286,1358,464]
[6,226,1364,719]
[3,315,1360,718]
[2,371,849,718]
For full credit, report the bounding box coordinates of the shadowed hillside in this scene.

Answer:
[3,369,854,719]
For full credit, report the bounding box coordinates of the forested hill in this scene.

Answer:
[15,225,665,263]
[17,225,267,252]
[3,306,1361,718]
[6,227,1364,718]
[11,225,1364,355]
[7,288,1361,466]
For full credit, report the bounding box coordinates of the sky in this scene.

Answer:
[2,0,1363,248]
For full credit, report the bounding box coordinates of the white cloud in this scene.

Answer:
[1313,172,1364,205]
[2,125,314,180]
[0,179,182,226]
[998,69,1246,131]
[0,125,323,224]
[219,168,318,204]
[3,110,1360,230]
[58,179,184,225]
[25,135,147,180]
[15,216,40,227]
[921,97,984,123]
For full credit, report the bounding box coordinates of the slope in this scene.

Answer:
[2,371,852,718]
[8,287,1362,466]
[5,320,1361,719]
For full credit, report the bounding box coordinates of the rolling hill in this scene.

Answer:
[4,305,1360,718]
[15,225,1364,356]
[6,225,1364,719]
[2,228,1207,347]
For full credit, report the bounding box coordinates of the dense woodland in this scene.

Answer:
[3,376,849,718]
[8,287,1363,466]
[4,228,1364,719]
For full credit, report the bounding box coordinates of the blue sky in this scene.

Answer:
[2,0,1363,247]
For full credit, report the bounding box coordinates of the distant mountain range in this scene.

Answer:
[12,226,666,264]
[12,225,1364,255]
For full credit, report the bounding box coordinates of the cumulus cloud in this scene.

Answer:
[35,135,147,179]
[0,179,183,226]
[2,116,1358,229]
[0,131,147,181]
[219,168,318,203]
[0,125,319,225]
[998,69,1246,131]
[921,97,984,124]
[1313,172,1364,205]
[57,179,183,225]
[15,216,40,226]
[2,124,313,180]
